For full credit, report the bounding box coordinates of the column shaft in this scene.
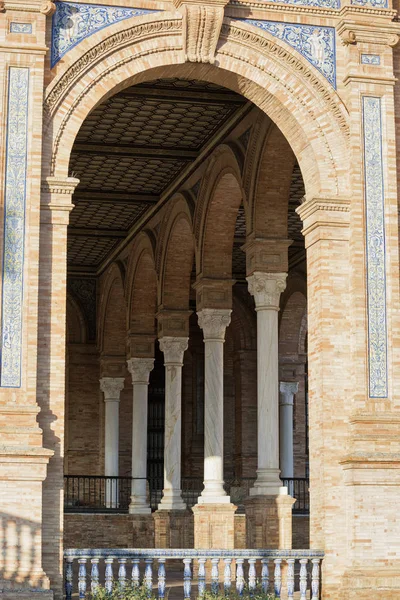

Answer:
[100,377,124,507]
[279,382,298,481]
[247,272,287,496]
[127,358,154,514]
[158,337,188,510]
[197,309,231,504]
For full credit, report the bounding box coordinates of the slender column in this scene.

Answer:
[127,358,154,514]
[279,382,299,481]
[158,336,188,510]
[100,377,124,506]
[247,272,287,496]
[197,309,231,503]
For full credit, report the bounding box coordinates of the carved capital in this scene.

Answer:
[197,308,231,341]
[100,377,125,401]
[296,196,351,247]
[279,382,299,405]
[174,0,229,64]
[247,272,287,311]
[159,336,188,366]
[127,358,154,385]
[41,176,80,196]
[40,1,56,15]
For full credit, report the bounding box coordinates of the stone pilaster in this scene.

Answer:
[127,358,154,514]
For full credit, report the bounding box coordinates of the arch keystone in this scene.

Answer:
[174,0,229,63]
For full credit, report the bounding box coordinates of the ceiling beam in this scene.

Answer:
[73,190,159,204]
[72,143,198,161]
[68,228,126,238]
[120,86,245,105]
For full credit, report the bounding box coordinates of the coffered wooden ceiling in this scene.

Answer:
[68,78,248,271]
[67,78,305,274]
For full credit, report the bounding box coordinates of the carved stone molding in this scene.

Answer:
[247,272,287,311]
[337,21,400,47]
[127,358,154,385]
[197,308,232,340]
[40,1,55,15]
[159,336,189,365]
[174,0,229,64]
[41,176,80,196]
[99,377,125,400]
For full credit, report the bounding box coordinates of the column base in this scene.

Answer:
[153,510,193,548]
[158,490,186,511]
[129,499,152,515]
[250,469,286,496]
[192,503,237,549]
[245,495,295,549]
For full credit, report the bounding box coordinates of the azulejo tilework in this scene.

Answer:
[51,2,157,67]
[242,20,336,88]
[362,96,388,399]
[10,23,33,33]
[1,67,29,388]
[351,0,388,7]
[361,54,381,65]
[257,0,340,7]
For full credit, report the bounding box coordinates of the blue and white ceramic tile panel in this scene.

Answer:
[51,2,157,67]
[10,23,33,33]
[255,0,340,7]
[361,54,381,65]
[362,97,388,399]
[241,20,336,88]
[351,0,388,7]
[0,67,29,388]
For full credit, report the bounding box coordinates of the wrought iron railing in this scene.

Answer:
[281,478,310,515]
[64,548,323,599]
[64,476,309,515]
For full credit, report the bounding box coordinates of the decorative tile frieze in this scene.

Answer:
[361,54,381,65]
[241,20,336,88]
[362,96,388,399]
[51,1,157,67]
[351,0,388,7]
[1,67,30,388]
[10,22,33,33]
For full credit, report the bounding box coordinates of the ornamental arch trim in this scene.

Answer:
[42,12,350,202]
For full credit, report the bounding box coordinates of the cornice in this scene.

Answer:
[4,0,55,13]
[296,196,351,222]
[227,2,339,16]
[337,20,400,46]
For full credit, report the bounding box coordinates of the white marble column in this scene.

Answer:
[127,358,154,514]
[158,337,188,510]
[279,382,299,483]
[100,377,124,506]
[197,309,231,504]
[247,272,287,496]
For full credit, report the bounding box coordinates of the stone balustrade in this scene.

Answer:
[65,548,323,599]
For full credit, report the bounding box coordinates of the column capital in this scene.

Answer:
[279,382,299,405]
[100,377,125,401]
[197,308,231,341]
[159,336,188,366]
[247,272,287,311]
[127,358,154,384]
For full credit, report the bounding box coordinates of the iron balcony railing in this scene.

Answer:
[64,475,309,514]
[65,548,323,599]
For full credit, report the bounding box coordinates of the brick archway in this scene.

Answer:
[43,12,350,201]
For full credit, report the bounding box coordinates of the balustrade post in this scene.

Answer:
[261,559,269,593]
[91,558,100,595]
[65,557,73,600]
[105,557,114,594]
[132,559,140,587]
[158,559,166,599]
[119,558,127,588]
[287,558,295,600]
[299,559,308,600]
[274,559,282,599]
[211,558,220,595]
[236,558,245,596]
[198,558,206,597]
[78,558,87,599]
[145,558,153,596]
[248,558,256,593]
[224,558,232,595]
[311,559,320,600]
[183,558,192,600]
